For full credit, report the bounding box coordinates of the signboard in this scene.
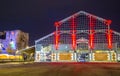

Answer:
[94,53,108,61]
[59,53,72,61]
[77,38,88,43]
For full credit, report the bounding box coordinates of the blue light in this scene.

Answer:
[10,41,16,50]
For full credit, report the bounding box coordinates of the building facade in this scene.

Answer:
[0,30,29,55]
[35,11,120,62]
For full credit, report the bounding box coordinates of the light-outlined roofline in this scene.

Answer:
[35,32,54,43]
[55,11,110,26]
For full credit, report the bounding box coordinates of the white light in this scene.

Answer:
[0,43,4,49]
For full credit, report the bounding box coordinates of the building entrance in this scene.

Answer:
[76,38,90,62]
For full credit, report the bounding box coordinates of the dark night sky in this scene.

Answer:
[0,0,120,45]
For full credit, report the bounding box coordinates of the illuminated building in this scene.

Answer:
[0,30,29,55]
[35,11,120,62]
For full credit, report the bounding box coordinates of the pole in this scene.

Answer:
[107,20,112,62]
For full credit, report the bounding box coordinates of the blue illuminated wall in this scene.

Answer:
[0,30,17,54]
[0,30,29,55]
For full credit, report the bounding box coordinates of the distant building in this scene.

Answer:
[0,30,29,54]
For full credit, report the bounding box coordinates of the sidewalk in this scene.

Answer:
[0,61,34,65]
